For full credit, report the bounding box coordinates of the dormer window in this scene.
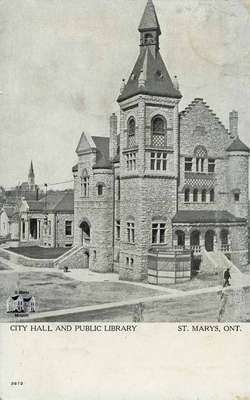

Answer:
[144,33,154,44]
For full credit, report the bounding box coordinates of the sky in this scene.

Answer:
[0,0,249,190]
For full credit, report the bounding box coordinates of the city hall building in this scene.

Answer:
[72,0,249,283]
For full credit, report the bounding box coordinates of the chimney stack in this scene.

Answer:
[229,110,238,138]
[109,113,118,161]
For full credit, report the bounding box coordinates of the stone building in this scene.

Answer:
[19,191,74,248]
[73,0,249,283]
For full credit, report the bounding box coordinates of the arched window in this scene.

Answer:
[151,116,166,147]
[127,117,136,148]
[210,189,215,202]
[202,189,207,203]
[97,183,104,196]
[193,189,198,202]
[184,188,190,202]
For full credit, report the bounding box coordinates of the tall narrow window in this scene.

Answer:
[151,116,166,147]
[117,177,120,200]
[208,159,215,173]
[97,184,103,196]
[81,169,89,197]
[184,188,190,202]
[234,192,240,202]
[127,222,135,243]
[65,221,72,236]
[193,189,198,202]
[202,189,207,203]
[210,189,215,202]
[127,117,136,148]
[152,223,166,244]
[116,220,120,240]
[185,158,192,172]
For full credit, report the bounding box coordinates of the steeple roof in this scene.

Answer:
[118,47,182,102]
[28,161,34,178]
[138,0,161,34]
[226,137,250,152]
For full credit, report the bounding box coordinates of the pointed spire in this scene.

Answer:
[138,0,161,34]
[28,161,34,178]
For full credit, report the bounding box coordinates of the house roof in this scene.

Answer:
[38,192,74,212]
[138,0,161,34]
[226,137,250,152]
[117,47,181,102]
[2,206,16,218]
[26,200,44,212]
[172,210,246,224]
[92,136,112,169]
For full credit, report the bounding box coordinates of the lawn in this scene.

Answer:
[45,286,250,323]
[165,270,223,292]
[6,246,68,259]
[0,270,160,322]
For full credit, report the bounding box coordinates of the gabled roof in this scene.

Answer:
[39,192,74,212]
[26,200,44,212]
[173,210,246,224]
[76,132,96,154]
[118,47,181,102]
[92,136,112,169]
[138,0,161,34]
[226,137,250,153]
[2,206,16,218]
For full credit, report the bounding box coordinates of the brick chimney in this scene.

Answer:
[109,113,118,161]
[229,110,238,138]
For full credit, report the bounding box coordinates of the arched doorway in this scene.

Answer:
[83,251,89,269]
[205,230,215,252]
[175,230,185,248]
[79,220,90,246]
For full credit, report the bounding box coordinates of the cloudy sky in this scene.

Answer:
[0,0,249,190]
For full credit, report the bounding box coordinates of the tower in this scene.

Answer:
[28,161,35,190]
[117,0,182,281]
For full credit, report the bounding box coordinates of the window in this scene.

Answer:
[193,189,198,202]
[126,257,134,269]
[117,177,120,200]
[234,193,240,202]
[202,189,207,203]
[116,220,120,240]
[185,158,192,172]
[131,258,134,268]
[210,189,215,202]
[65,221,72,236]
[184,188,190,202]
[208,159,215,173]
[196,158,204,172]
[150,152,167,171]
[126,257,129,267]
[126,152,136,170]
[144,33,154,44]
[81,170,89,197]
[127,222,135,243]
[97,184,103,196]
[152,223,166,244]
[48,220,52,236]
[151,116,166,147]
[93,250,96,261]
[127,117,136,148]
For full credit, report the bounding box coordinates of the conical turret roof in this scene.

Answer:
[139,0,161,34]
[28,161,35,177]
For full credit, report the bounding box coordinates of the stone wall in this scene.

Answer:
[0,248,55,268]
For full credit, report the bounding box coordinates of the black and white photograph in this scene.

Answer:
[0,0,250,325]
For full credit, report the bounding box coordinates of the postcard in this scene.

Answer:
[0,1,249,399]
